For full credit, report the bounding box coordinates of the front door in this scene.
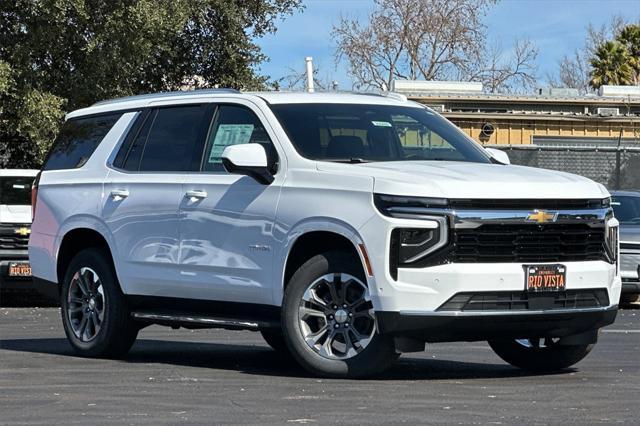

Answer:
[178,103,283,305]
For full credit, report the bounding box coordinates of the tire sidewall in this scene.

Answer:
[282,251,396,378]
[60,248,125,356]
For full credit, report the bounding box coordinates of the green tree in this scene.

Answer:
[0,0,301,167]
[589,23,640,89]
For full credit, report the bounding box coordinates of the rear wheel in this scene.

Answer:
[281,251,398,378]
[60,248,138,358]
[488,338,593,371]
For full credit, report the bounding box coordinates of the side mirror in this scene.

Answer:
[221,143,274,184]
[485,147,510,165]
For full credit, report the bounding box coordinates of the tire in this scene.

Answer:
[488,338,594,371]
[281,251,398,378]
[260,329,289,353]
[60,247,138,358]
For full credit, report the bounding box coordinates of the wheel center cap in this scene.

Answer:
[88,298,96,310]
[334,309,348,323]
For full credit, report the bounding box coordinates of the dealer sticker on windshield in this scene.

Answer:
[371,120,392,127]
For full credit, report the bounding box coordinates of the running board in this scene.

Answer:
[131,311,279,331]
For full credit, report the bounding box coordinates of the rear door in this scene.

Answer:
[178,101,283,304]
[103,105,212,296]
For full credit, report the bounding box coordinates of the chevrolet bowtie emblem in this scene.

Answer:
[15,227,31,236]
[527,210,558,224]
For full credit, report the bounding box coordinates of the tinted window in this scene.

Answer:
[202,105,276,172]
[137,105,210,172]
[0,176,33,205]
[121,110,155,171]
[270,103,491,163]
[612,195,640,224]
[44,113,123,170]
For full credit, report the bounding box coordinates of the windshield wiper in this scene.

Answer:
[324,158,370,164]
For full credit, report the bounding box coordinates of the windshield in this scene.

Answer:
[270,103,492,163]
[0,176,33,206]
[612,195,640,225]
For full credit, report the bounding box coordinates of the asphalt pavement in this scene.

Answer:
[1,307,639,424]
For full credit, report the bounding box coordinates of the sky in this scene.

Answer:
[256,0,640,90]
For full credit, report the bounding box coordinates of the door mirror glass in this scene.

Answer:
[485,148,510,165]
[221,143,273,184]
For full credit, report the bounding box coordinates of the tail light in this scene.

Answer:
[31,172,41,221]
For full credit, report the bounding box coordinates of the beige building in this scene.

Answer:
[401,86,640,147]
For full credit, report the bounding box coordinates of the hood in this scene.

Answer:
[0,205,32,224]
[316,161,609,200]
[619,224,640,244]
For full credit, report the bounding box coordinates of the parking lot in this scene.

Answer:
[0,307,638,424]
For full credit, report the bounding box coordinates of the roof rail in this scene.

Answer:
[92,88,241,106]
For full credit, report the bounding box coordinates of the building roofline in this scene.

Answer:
[407,92,640,104]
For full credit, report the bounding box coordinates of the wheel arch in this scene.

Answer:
[56,227,117,291]
[276,221,374,306]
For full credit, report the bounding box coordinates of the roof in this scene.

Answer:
[0,169,39,177]
[67,90,418,119]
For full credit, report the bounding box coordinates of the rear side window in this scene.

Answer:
[44,113,123,170]
[116,105,210,172]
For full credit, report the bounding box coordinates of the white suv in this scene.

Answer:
[29,90,620,378]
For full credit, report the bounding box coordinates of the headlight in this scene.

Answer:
[605,217,619,265]
[374,194,449,217]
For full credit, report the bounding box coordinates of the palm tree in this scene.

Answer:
[617,24,640,84]
[589,41,634,89]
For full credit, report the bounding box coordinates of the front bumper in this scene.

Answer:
[376,306,618,342]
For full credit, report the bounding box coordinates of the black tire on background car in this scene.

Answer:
[60,247,138,358]
[488,338,594,371]
[281,250,398,378]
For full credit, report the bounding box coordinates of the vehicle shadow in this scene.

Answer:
[0,337,571,380]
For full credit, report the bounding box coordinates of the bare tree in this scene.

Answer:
[274,60,337,91]
[332,0,537,93]
[470,38,539,94]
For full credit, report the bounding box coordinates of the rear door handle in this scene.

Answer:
[185,190,208,200]
[110,189,129,200]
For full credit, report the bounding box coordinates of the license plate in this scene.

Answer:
[8,262,32,277]
[525,264,566,292]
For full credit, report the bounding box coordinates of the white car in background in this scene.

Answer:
[0,169,40,300]
[29,90,620,377]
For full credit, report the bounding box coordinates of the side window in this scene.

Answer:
[133,105,210,172]
[202,105,276,172]
[121,110,155,171]
[44,113,123,170]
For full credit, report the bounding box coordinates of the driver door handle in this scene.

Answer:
[110,189,129,200]
[185,190,208,200]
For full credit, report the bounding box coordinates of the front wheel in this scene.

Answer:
[488,338,594,371]
[281,251,398,378]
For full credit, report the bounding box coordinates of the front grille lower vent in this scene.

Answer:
[437,289,609,312]
[452,224,607,263]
